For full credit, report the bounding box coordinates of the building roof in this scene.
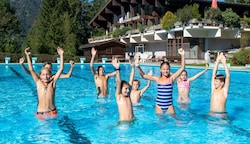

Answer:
[89,0,250,30]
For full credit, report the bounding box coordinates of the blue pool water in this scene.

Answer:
[0,63,250,143]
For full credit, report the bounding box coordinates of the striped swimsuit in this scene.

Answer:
[156,83,173,112]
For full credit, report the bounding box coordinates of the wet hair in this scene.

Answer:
[215,74,225,83]
[133,79,140,86]
[160,60,170,68]
[181,70,188,77]
[120,80,130,94]
[160,61,170,77]
[96,66,104,76]
[40,67,52,75]
[43,61,52,68]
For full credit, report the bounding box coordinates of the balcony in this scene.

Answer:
[88,35,113,43]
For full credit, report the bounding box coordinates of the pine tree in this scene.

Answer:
[0,0,21,53]
[23,0,91,60]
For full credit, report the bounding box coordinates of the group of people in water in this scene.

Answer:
[21,47,230,121]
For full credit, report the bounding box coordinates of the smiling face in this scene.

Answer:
[180,70,187,81]
[214,75,225,89]
[97,66,105,76]
[121,81,130,97]
[40,68,52,83]
[160,63,170,77]
[214,79,224,89]
[132,80,140,90]
[122,83,130,97]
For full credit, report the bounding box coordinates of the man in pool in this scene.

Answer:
[112,57,135,121]
[128,58,151,104]
[19,57,74,79]
[90,47,116,98]
[209,52,230,118]
[25,47,64,120]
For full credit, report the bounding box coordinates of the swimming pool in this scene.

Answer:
[0,63,249,143]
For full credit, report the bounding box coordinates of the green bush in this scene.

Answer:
[222,8,240,26]
[240,17,250,24]
[204,7,222,22]
[232,48,250,65]
[162,11,177,30]
[112,26,132,38]
[92,28,105,37]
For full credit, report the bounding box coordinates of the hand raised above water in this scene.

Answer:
[19,57,25,64]
[57,47,64,56]
[91,47,97,56]
[25,47,31,55]
[178,48,184,56]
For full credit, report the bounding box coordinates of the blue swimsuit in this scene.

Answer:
[156,83,173,111]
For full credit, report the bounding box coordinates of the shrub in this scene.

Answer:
[204,7,222,22]
[176,5,193,23]
[191,3,201,19]
[162,11,177,30]
[240,17,250,24]
[112,26,132,38]
[92,28,105,37]
[232,48,250,65]
[222,8,240,26]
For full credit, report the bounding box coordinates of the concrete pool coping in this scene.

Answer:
[1,62,250,72]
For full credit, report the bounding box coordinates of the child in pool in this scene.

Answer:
[112,57,135,121]
[128,58,151,104]
[177,63,208,104]
[25,47,64,120]
[136,48,185,114]
[19,58,74,78]
[90,47,116,98]
[209,52,230,118]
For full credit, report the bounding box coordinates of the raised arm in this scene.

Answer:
[19,57,31,75]
[189,63,208,82]
[171,48,185,80]
[135,55,158,81]
[140,70,152,95]
[90,47,97,76]
[53,47,64,83]
[221,53,230,93]
[212,52,221,90]
[129,59,135,86]
[25,47,39,82]
[112,57,121,99]
[60,60,74,78]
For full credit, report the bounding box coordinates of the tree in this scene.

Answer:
[204,7,222,22]
[88,0,107,19]
[0,0,21,53]
[162,11,177,30]
[191,3,201,19]
[23,0,91,60]
[222,8,240,26]
[176,4,201,24]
